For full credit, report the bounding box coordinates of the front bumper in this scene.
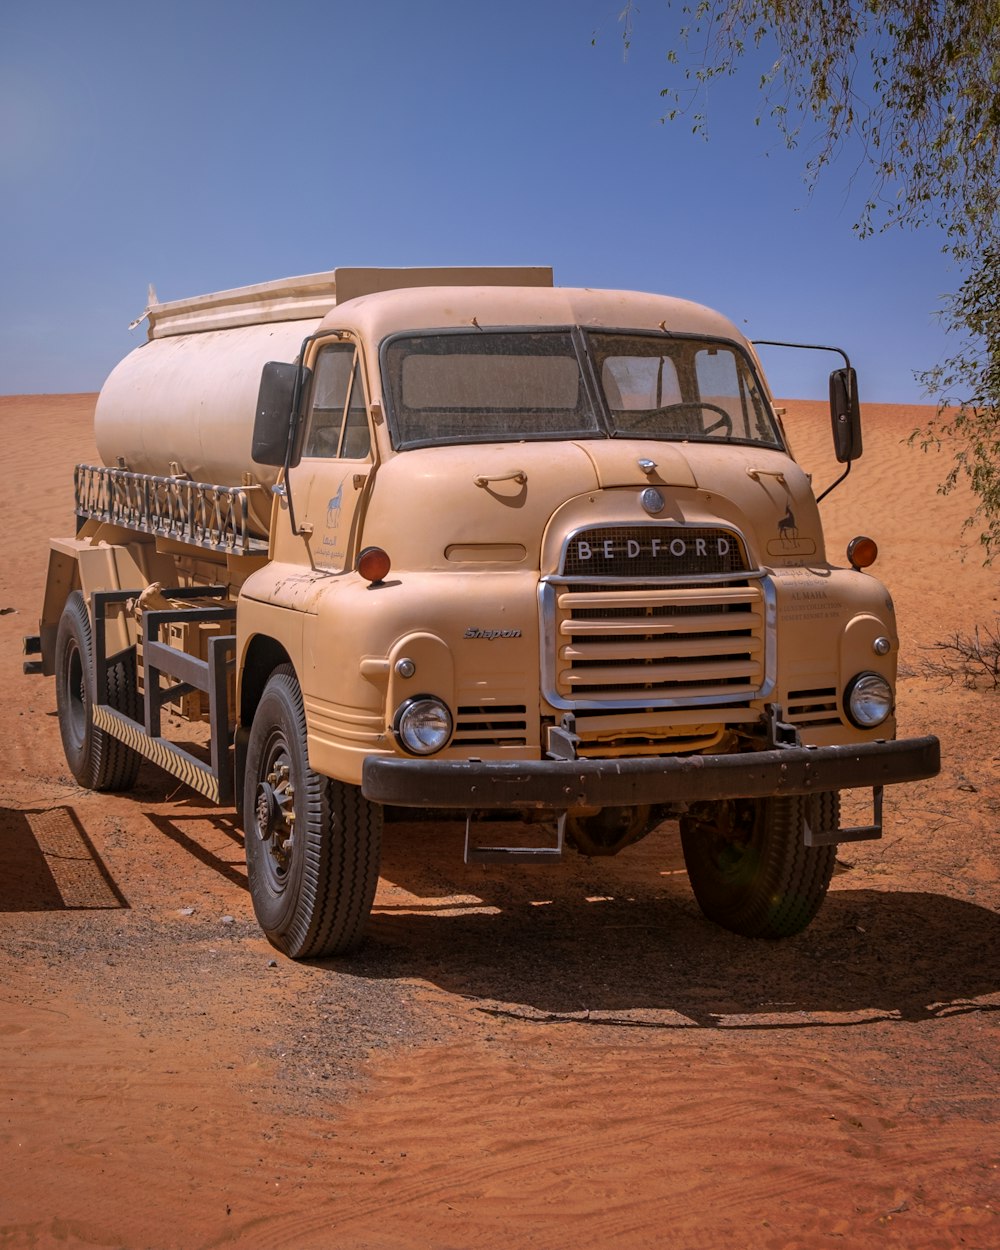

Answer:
[362,735,940,811]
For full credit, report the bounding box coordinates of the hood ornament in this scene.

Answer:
[638,458,657,475]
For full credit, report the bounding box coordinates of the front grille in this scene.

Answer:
[454,705,528,747]
[562,525,749,578]
[548,578,766,705]
[542,521,768,734]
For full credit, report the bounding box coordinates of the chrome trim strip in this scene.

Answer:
[546,568,767,586]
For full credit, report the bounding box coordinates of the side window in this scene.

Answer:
[340,360,372,459]
[304,344,372,459]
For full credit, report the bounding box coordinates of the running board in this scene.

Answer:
[464,813,567,865]
[93,704,222,803]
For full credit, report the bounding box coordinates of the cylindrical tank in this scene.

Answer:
[95,318,318,487]
[95,318,319,538]
[96,271,339,539]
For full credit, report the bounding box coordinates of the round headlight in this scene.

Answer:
[845,672,893,728]
[394,696,453,755]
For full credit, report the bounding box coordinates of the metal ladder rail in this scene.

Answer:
[91,588,237,804]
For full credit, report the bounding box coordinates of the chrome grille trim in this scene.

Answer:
[550,569,767,587]
[540,569,775,713]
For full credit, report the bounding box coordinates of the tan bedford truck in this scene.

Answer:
[24,266,940,958]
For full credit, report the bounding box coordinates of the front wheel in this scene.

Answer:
[680,794,838,938]
[243,666,382,958]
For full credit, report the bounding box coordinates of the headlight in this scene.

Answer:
[394,696,453,755]
[844,672,893,728]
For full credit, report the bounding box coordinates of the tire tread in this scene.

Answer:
[681,792,837,939]
[56,591,141,792]
[245,667,381,959]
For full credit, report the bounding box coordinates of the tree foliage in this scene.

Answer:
[621,0,1000,558]
[914,248,1000,560]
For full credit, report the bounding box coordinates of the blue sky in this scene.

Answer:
[1,0,957,400]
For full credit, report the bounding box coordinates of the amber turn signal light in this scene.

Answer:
[357,546,391,584]
[847,535,878,570]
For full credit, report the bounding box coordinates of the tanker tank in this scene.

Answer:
[94,272,339,540]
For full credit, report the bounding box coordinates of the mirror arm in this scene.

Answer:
[281,368,303,537]
[753,339,860,495]
[816,461,852,503]
[752,340,851,371]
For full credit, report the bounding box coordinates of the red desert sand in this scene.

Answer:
[0,393,997,1249]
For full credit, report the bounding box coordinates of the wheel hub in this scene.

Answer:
[255,781,282,836]
[255,761,295,871]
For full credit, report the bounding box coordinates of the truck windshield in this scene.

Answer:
[382,329,783,451]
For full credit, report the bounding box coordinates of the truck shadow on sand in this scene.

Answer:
[338,820,1000,1030]
[0,806,128,911]
[143,809,248,890]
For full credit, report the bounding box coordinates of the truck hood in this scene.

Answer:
[360,438,824,572]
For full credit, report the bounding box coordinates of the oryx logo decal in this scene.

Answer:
[778,505,798,543]
[326,481,344,528]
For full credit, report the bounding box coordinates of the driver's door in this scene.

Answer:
[293,338,375,573]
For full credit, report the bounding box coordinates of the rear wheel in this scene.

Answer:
[680,793,838,938]
[243,666,382,958]
[55,591,141,791]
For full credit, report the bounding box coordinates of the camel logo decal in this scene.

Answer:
[778,505,798,543]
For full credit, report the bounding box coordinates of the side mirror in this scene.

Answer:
[252,361,311,467]
[829,367,862,463]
